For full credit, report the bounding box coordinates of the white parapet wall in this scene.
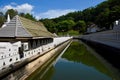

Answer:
[0,37,72,70]
[0,42,21,70]
[53,37,72,46]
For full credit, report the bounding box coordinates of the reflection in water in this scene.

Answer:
[28,64,55,80]
[52,58,112,80]
[25,55,56,80]
[4,40,119,80]
[62,41,113,77]
[50,41,113,80]
[28,40,117,80]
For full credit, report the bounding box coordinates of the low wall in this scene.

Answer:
[81,39,120,69]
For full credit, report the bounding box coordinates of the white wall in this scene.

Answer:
[0,42,21,70]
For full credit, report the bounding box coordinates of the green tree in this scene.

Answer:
[108,0,120,9]
[40,0,120,32]
[24,13,36,21]
[74,20,86,33]
[5,9,18,19]
[40,19,56,33]
[19,13,25,17]
[109,5,120,23]
[95,8,110,29]
[57,20,75,32]
[82,8,94,22]
[67,20,75,30]
[0,12,5,27]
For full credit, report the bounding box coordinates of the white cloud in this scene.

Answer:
[1,3,34,14]
[2,5,13,11]
[35,9,76,19]
[16,3,34,13]
[0,3,77,19]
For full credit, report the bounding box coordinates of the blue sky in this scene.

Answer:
[0,0,105,19]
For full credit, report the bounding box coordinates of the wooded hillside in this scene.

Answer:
[0,0,120,35]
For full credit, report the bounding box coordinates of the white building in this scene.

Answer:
[113,19,120,30]
[87,24,99,33]
[0,15,54,70]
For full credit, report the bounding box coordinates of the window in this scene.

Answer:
[3,62,5,66]
[9,49,11,51]
[16,58,18,61]
[9,58,12,62]
[1,56,3,59]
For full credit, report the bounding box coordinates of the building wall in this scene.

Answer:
[113,20,120,30]
[0,42,21,70]
[0,38,54,70]
[0,37,71,71]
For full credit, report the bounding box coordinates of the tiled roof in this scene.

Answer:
[0,15,54,38]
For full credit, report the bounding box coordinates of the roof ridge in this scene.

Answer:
[0,15,54,38]
[17,15,32,37]
[15,15,18,37]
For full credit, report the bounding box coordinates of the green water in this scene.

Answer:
[28,40,118,80]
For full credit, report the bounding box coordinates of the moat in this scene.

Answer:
[27,40,120,80]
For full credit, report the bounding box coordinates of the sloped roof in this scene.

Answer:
[0,15,54,38]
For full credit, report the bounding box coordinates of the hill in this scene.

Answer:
[40,0,120,35]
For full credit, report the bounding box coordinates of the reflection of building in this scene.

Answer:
[87,24,99,33]
[113,19,120,30]
[0,15,54,70]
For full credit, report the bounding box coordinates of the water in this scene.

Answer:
[52,59,111,80]
[28,40,119,80]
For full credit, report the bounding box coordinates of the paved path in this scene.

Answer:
[80,30,120,49]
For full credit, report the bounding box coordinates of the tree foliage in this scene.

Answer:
[40,0,120,34]
[19,13,36,21]
[57,20,75,32]
[0,12,5,27]
[0,9,37,28]
[0,0,120,35]
[5,9,18,19]
[24,13,36,21]
[40,19,57,33]
[74,20,86,33]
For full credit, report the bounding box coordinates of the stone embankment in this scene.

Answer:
[0,37,72,80]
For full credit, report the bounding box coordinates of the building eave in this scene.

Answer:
[0,36,32,42]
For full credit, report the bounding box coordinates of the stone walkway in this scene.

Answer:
[81,30,120,49]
